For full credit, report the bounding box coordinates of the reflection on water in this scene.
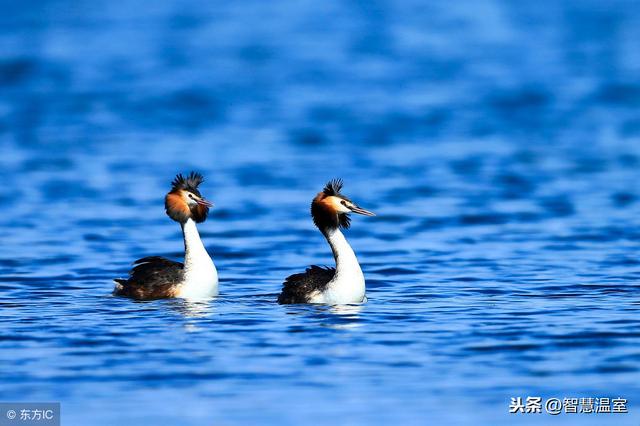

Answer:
[171,299,216,319]
[1,0,640,425]
[329,304,364,317]
[326,304,364,330]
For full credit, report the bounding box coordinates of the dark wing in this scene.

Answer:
[277,265,336,304]
[113,256,184,300]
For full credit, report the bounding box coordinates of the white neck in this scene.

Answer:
[320,227,366,304]
[178,218,218,299]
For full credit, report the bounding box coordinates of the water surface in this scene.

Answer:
[1,1,639,424]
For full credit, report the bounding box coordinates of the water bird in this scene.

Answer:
[278,179,374,304]
[114,172,218,300]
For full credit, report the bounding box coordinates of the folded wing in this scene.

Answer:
[278,265,336,304]
[113,256,184,300]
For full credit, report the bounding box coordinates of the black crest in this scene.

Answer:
[312,179,351,231]
[165,171,210,223]
[323,178,344,196]
[171,171,204,195]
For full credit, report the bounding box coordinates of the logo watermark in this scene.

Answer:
[0,403,59,426]
[509,397,627,415]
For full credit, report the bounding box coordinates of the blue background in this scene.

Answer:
[1,1,639,424]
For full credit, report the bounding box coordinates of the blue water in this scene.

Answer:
[1,1,639,424]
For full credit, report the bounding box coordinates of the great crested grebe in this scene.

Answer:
[114,172,218,300]
[278,179,375,305]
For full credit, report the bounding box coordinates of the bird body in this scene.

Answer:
[114,172,217,300]
[278,179,374,305]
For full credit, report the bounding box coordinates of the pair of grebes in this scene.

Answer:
[114,172,375,304]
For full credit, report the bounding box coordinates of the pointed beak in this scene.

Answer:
[348,204,375,216]
[196,197,213,208]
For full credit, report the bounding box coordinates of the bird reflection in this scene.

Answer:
[169,298,215,320]
[324,303,364,330]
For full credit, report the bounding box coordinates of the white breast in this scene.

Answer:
[178,260,218,299]
[176,218,218,299]
[308,228,366,304]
